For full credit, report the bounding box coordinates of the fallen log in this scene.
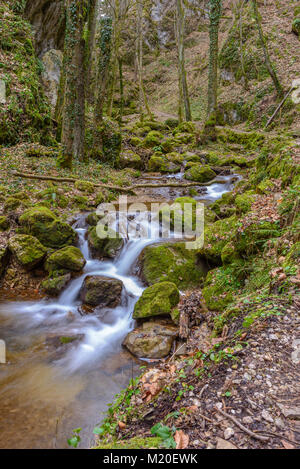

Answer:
[11,171,225,195]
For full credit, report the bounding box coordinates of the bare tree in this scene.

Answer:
[175,0,191,122]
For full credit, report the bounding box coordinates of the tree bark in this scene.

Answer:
[176,0,191,122]
[85,0,98,103]
[61,0,86,168]
[251,0,283,98]
[207,0,222,119]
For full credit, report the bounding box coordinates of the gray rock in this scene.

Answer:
[80,275,123,308]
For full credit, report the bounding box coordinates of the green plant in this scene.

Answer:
[67,428,82,448]
[151,423,176,449]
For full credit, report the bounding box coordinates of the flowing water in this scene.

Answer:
[0,174,239,448]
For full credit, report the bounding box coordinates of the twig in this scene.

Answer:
[265,85,294,128]
[169,343,186,362]
[199,384,208,399]
[215,407,269,442]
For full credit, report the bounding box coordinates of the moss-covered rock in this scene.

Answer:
[148,155,180,173]
[292,17,300,37]
[80,275,123,308]
[197,215,238,265]
[86,212,100,226]
[221,241,240,264]
[235,191,255,214]
[45,246,86,273]
[0,216,9,231]
[119,150,142,169]
[123,321,178,359]
[133,282,180,319]
[8,234,46,270]
[4,197,22,212]
[173,121,195,134]
[165,152,184,165]
[41,273,71,296]
[19,206,77,249]
[160,138,175,153]
[165,118,179,129]
[210,191,236,218]
[185,164,216,183]
[257,179,275,194]
[140,242,205,289]
[143,130,163,148]
[74,180,95,194]
[88,225,124,259]
[159,197,198,234]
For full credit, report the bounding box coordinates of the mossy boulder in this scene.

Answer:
[165,118,179,129]
[139,242,205,289]
[41,273,71,296]
[174,133,194,144]
[235,191,255,214]
[148,155,180,173]
[0,216,9,231]
[19,206,77,249]
[160,138,175,153]
[173,122,195,134]
[4,197,22,212]
[185,164,216,183]
[74,180,95,194]
[210,191,236,218]
[221,241,240,264]
[123,321,178,359]
[119,150,142,169]
[45,246,86,273]
[88,225,124,259]
[80,275,123,308]
[257,179,275,194]
[198,215,238,265]
[86,212,101,226]
[129,136,143,147]
[143,130,163,148]
[8,234,47,270]
[166,152,184,165]
[133,282,180,319]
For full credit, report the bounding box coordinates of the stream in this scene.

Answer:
[0,174,238,449]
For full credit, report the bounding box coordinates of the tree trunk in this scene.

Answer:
[207,0,222,119]
[118,57,124,126]
[252,0,283,98]
[85,0,98,103]
[94,16,113,124]
[60,0,86,168]
[176,0,191,122]
[136,0,152,122]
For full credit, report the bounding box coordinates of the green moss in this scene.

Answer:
[74,180,95,194]
[164,118,179,129]
[165,152,184,165]
[171,307,180,325]
[202,267,240,311]
[88,226,124,259]
[41,273,71,296]
[143,130,164,148]
[173,122,195,134]
[148,155,180,173]
[45,246,86,273]
[210,191,236,218]
[0,216,9,231]
[185,164,216,183]
[221,241,240,265]
[235,191,255,214]
[235,221,281,255]
[292,18,300,37]
[140,242,205,289]
[283,242,300,270]
[95,436,163,450]
[257,179,275,194]
[4,197,22,212]
[19,206,77,249]
[119,150,142,169]
[8,234,46,270]
[197,215,238,265]
[218,129,265,150]
[133,281,180,319]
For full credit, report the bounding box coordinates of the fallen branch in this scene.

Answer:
[265,85,294,129]
[215,407,269,442]
[11,171,225,195]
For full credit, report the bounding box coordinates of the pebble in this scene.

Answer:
[224,427,234,440]
[262,409,274,423]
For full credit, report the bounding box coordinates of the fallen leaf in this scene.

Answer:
[174,430,189,449]
[118,421,126,430]
[281,440,295,449]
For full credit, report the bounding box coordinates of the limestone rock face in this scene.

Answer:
[123,321,178,359]
[25,0,65,55]
[80,275,123,308]
[41,49,63,113]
